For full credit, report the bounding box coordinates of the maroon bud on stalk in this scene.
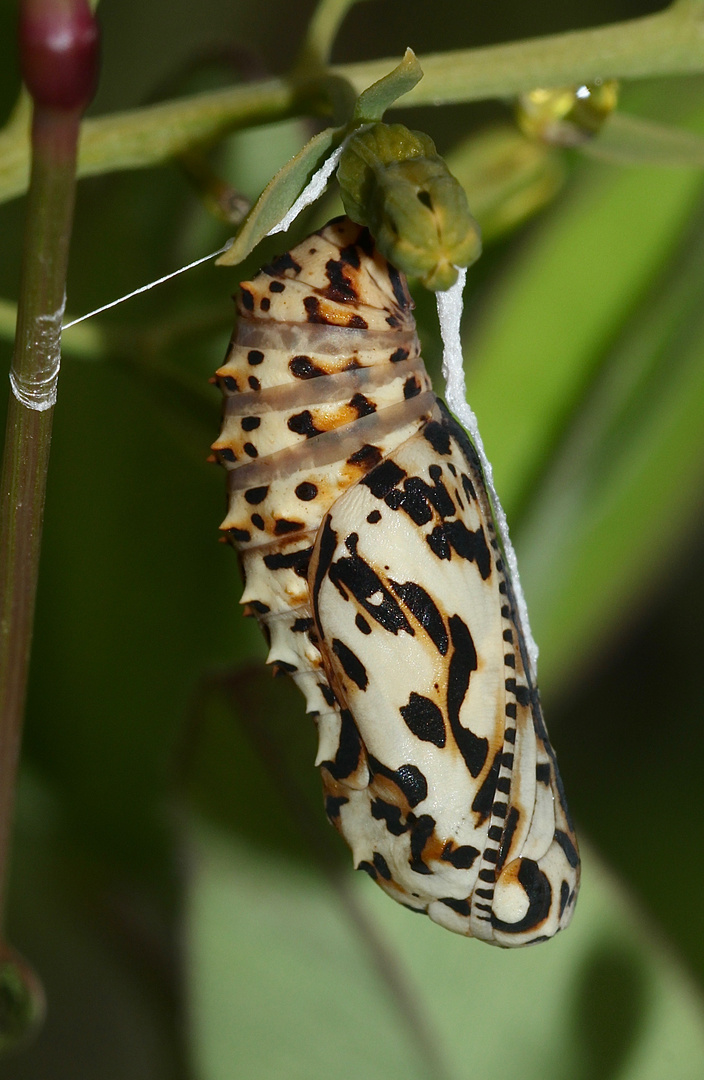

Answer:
[19,0,99,112]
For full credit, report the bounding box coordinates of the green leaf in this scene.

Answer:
[216,125,344,267]
[583,112,704,166]
[187,820,704,1080]
[518,207,704,694]
[352,49,424,125]
[460,93,704,694]
[464,159,704,517]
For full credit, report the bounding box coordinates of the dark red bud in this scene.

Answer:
[20,0,100,112]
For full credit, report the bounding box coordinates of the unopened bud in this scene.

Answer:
[446,126,566,243]
[20,0,99,112]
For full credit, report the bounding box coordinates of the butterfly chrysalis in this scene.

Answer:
[212,215,579,945]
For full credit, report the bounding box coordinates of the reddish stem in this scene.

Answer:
[0,0,99,942]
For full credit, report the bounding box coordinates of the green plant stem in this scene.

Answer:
[294,0,363,72]
[0,78,295,203]
[331,2,704,104]
[0,105,82,927]
[1,2,703,205]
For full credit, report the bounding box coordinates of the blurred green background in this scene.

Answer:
[1,1,704,1077]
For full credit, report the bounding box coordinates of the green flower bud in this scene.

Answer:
[337,123,482,291]
[516,81,619,148]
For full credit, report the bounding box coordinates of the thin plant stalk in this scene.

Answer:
[0,0,99,936]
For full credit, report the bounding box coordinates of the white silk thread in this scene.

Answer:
[436,273,539,677]
[10,300,65,411]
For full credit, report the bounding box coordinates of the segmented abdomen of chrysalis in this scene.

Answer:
[213,216,579,946]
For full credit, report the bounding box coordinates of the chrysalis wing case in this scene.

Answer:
[213,217,579,946]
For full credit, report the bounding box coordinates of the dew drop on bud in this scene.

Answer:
[516,81,619,148]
